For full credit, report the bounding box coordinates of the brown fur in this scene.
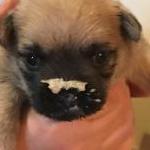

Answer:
[0,0,149,149]
[14,0,150,92]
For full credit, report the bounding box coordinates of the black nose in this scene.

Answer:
[58,88,79,107]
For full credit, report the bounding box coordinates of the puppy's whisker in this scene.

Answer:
[94,99,102,103]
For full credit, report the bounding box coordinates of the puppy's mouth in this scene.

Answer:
[32,78,105,121]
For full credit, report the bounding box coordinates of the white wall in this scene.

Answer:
[0,0,4,5]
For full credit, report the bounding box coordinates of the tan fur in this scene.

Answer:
[0,46,20,150]
[0,0,149,149]
[14,0,150,91]
[15,0,122,50]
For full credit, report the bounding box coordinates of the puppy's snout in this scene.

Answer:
[31,78,105,121]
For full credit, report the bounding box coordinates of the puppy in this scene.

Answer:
[0,0,150,149]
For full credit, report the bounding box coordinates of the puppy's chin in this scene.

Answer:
[31,82,106,121]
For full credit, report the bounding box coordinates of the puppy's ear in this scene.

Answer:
[119,11,142,42]
[0,14,17,49]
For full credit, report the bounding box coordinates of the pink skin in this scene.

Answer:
[0,0,18,18]
[0,1,142,149]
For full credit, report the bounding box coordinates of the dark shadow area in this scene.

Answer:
[140,134,150,150]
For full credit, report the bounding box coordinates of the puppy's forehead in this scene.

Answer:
[15,0,122,50]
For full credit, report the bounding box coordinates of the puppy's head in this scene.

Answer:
[0,0,142,121]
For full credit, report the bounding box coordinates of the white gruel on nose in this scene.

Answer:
[41,78,87,94]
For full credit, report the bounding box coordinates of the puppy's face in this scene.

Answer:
[1,0,142,121]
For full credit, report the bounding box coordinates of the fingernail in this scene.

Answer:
[0,0,4,6]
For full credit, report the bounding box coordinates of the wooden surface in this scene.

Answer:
[133,98,150,150]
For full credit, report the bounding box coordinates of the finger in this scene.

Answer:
[0,0,18,19]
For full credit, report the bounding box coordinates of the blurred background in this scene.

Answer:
[122,1,150,150]
[122,0,150,39]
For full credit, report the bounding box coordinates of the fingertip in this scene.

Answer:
[0,0,18,19]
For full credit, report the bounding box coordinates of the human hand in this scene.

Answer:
[18,80,134,150]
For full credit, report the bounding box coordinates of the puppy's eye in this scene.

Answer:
[93,51,113,65]
[26,54,40,66]
[25,53,41,70]
[18,51,41,71]
[81,43,115,65]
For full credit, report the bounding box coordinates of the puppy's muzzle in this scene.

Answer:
[32,78,105,121]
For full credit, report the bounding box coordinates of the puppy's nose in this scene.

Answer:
[58,89,78,107]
